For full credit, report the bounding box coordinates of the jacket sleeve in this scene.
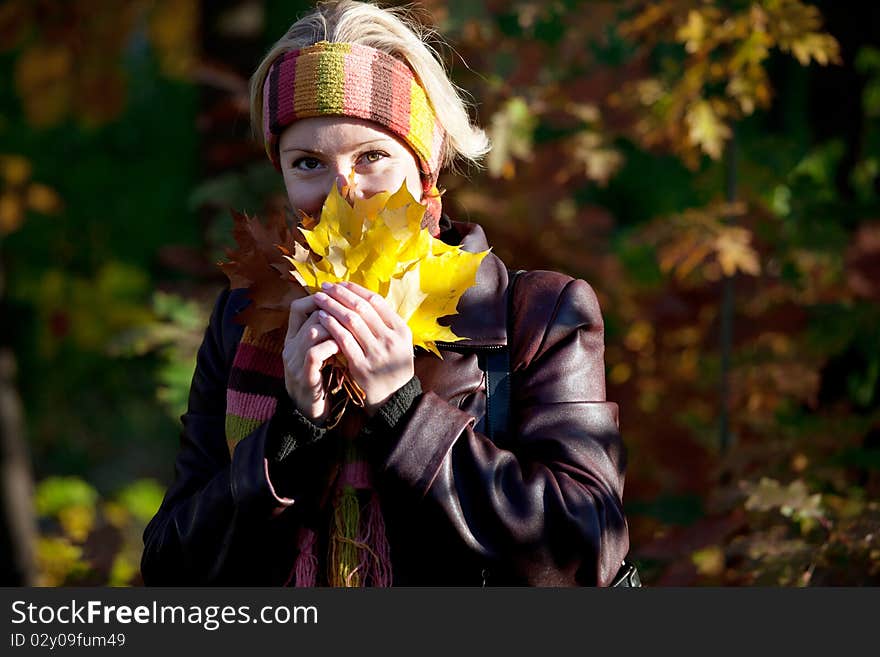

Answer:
[140,288,327,585]
[372,274,629,586]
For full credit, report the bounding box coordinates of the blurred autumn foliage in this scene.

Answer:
[1,0,878,586]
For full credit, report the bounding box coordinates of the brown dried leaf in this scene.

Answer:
[218,210,306,336]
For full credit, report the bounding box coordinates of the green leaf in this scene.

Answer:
[35,476,98,517]
[115,479,165,523]
[486,97,538,178]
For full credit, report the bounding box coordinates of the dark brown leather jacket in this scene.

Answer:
[141,219,630,586]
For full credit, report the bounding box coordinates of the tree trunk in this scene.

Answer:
[0,252,37,585]
[719,126,737,454]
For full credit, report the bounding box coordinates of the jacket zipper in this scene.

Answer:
[437,340,504,589]
[433,342,506,353]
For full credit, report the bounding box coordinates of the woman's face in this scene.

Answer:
[278,116,423,220]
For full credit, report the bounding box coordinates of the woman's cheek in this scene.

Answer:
[284,178,325,218]
[362,168,410,197]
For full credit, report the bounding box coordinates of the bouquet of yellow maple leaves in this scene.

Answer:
[220,183,488,422]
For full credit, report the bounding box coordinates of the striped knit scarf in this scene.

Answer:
[261,40,445,233]
[225,325,392,587]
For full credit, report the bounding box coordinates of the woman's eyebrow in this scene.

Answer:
[353,139,394,149]
[281,147,323,154]
[281,139,394,154]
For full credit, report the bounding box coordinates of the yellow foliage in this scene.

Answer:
[58,505,96,543]
[619,0,841,164]
[787,32,841,67]
[733,359,820,419]
[619,2,672,38]
[765,0,842,66]
[26,183,63,214]
[109,554,139,587]
[0,154,31,185]
[609,362,632,385]
[676,8,720,54]
[676,347,700,381]
[685,99,732,161]
[624,320,654,352]
[14,45,72,127]
[487,97,537,179]
[36,537,90,587]
[642,203,760,282]
[570,131,625,187]
[286,183,489,357]
[7,1,195,128]
[692,545,726,577]
[102,501,131,530]
[0,193,23,234]
[149,0,199,78]
[0,153,62,235]
[743,477,826,533]
[790,452,809,473]
[714,226,761,277]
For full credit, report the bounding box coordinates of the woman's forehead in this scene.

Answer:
[279,116,406,152]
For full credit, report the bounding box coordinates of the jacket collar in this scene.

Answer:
[438,218,508,348]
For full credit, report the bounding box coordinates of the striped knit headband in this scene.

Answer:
[262,41,446,229]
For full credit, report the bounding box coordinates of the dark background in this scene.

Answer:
[1,0,878,586]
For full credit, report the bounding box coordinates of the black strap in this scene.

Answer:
[484,269,523,442]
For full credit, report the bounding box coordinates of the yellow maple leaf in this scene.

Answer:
[765,0,842,67]
[285,182,490,358]
[788,32,840,67]
[386,263,428,323]
[685,99,732,160]
[715,226,761,277]
[676,8,721,54]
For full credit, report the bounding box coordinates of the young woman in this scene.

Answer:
[141,0,630,587]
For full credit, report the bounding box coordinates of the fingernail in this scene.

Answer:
[315,292,327,301]
[321,282,333,290]
[318,310,328,319]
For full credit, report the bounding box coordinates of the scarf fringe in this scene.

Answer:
[287,527,318,587]
[361,492,392,587]
[329,484,361,587]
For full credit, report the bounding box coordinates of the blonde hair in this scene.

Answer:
[249,0,489,170]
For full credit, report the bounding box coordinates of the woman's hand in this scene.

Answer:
[282,295,340,424]
[313,281,414,415]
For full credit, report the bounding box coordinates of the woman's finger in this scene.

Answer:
[284,312,330,387]
[287,294,319,338]
[317,309,366,369]
[340,281,408,333]
[314,290,379,352]
[319,282,389,335]
[305,322,331,345]
[298,311,331,345]
[303,338,340,386]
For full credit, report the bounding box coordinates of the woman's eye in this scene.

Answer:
[292,157,322,171]
[360,151,387,164]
